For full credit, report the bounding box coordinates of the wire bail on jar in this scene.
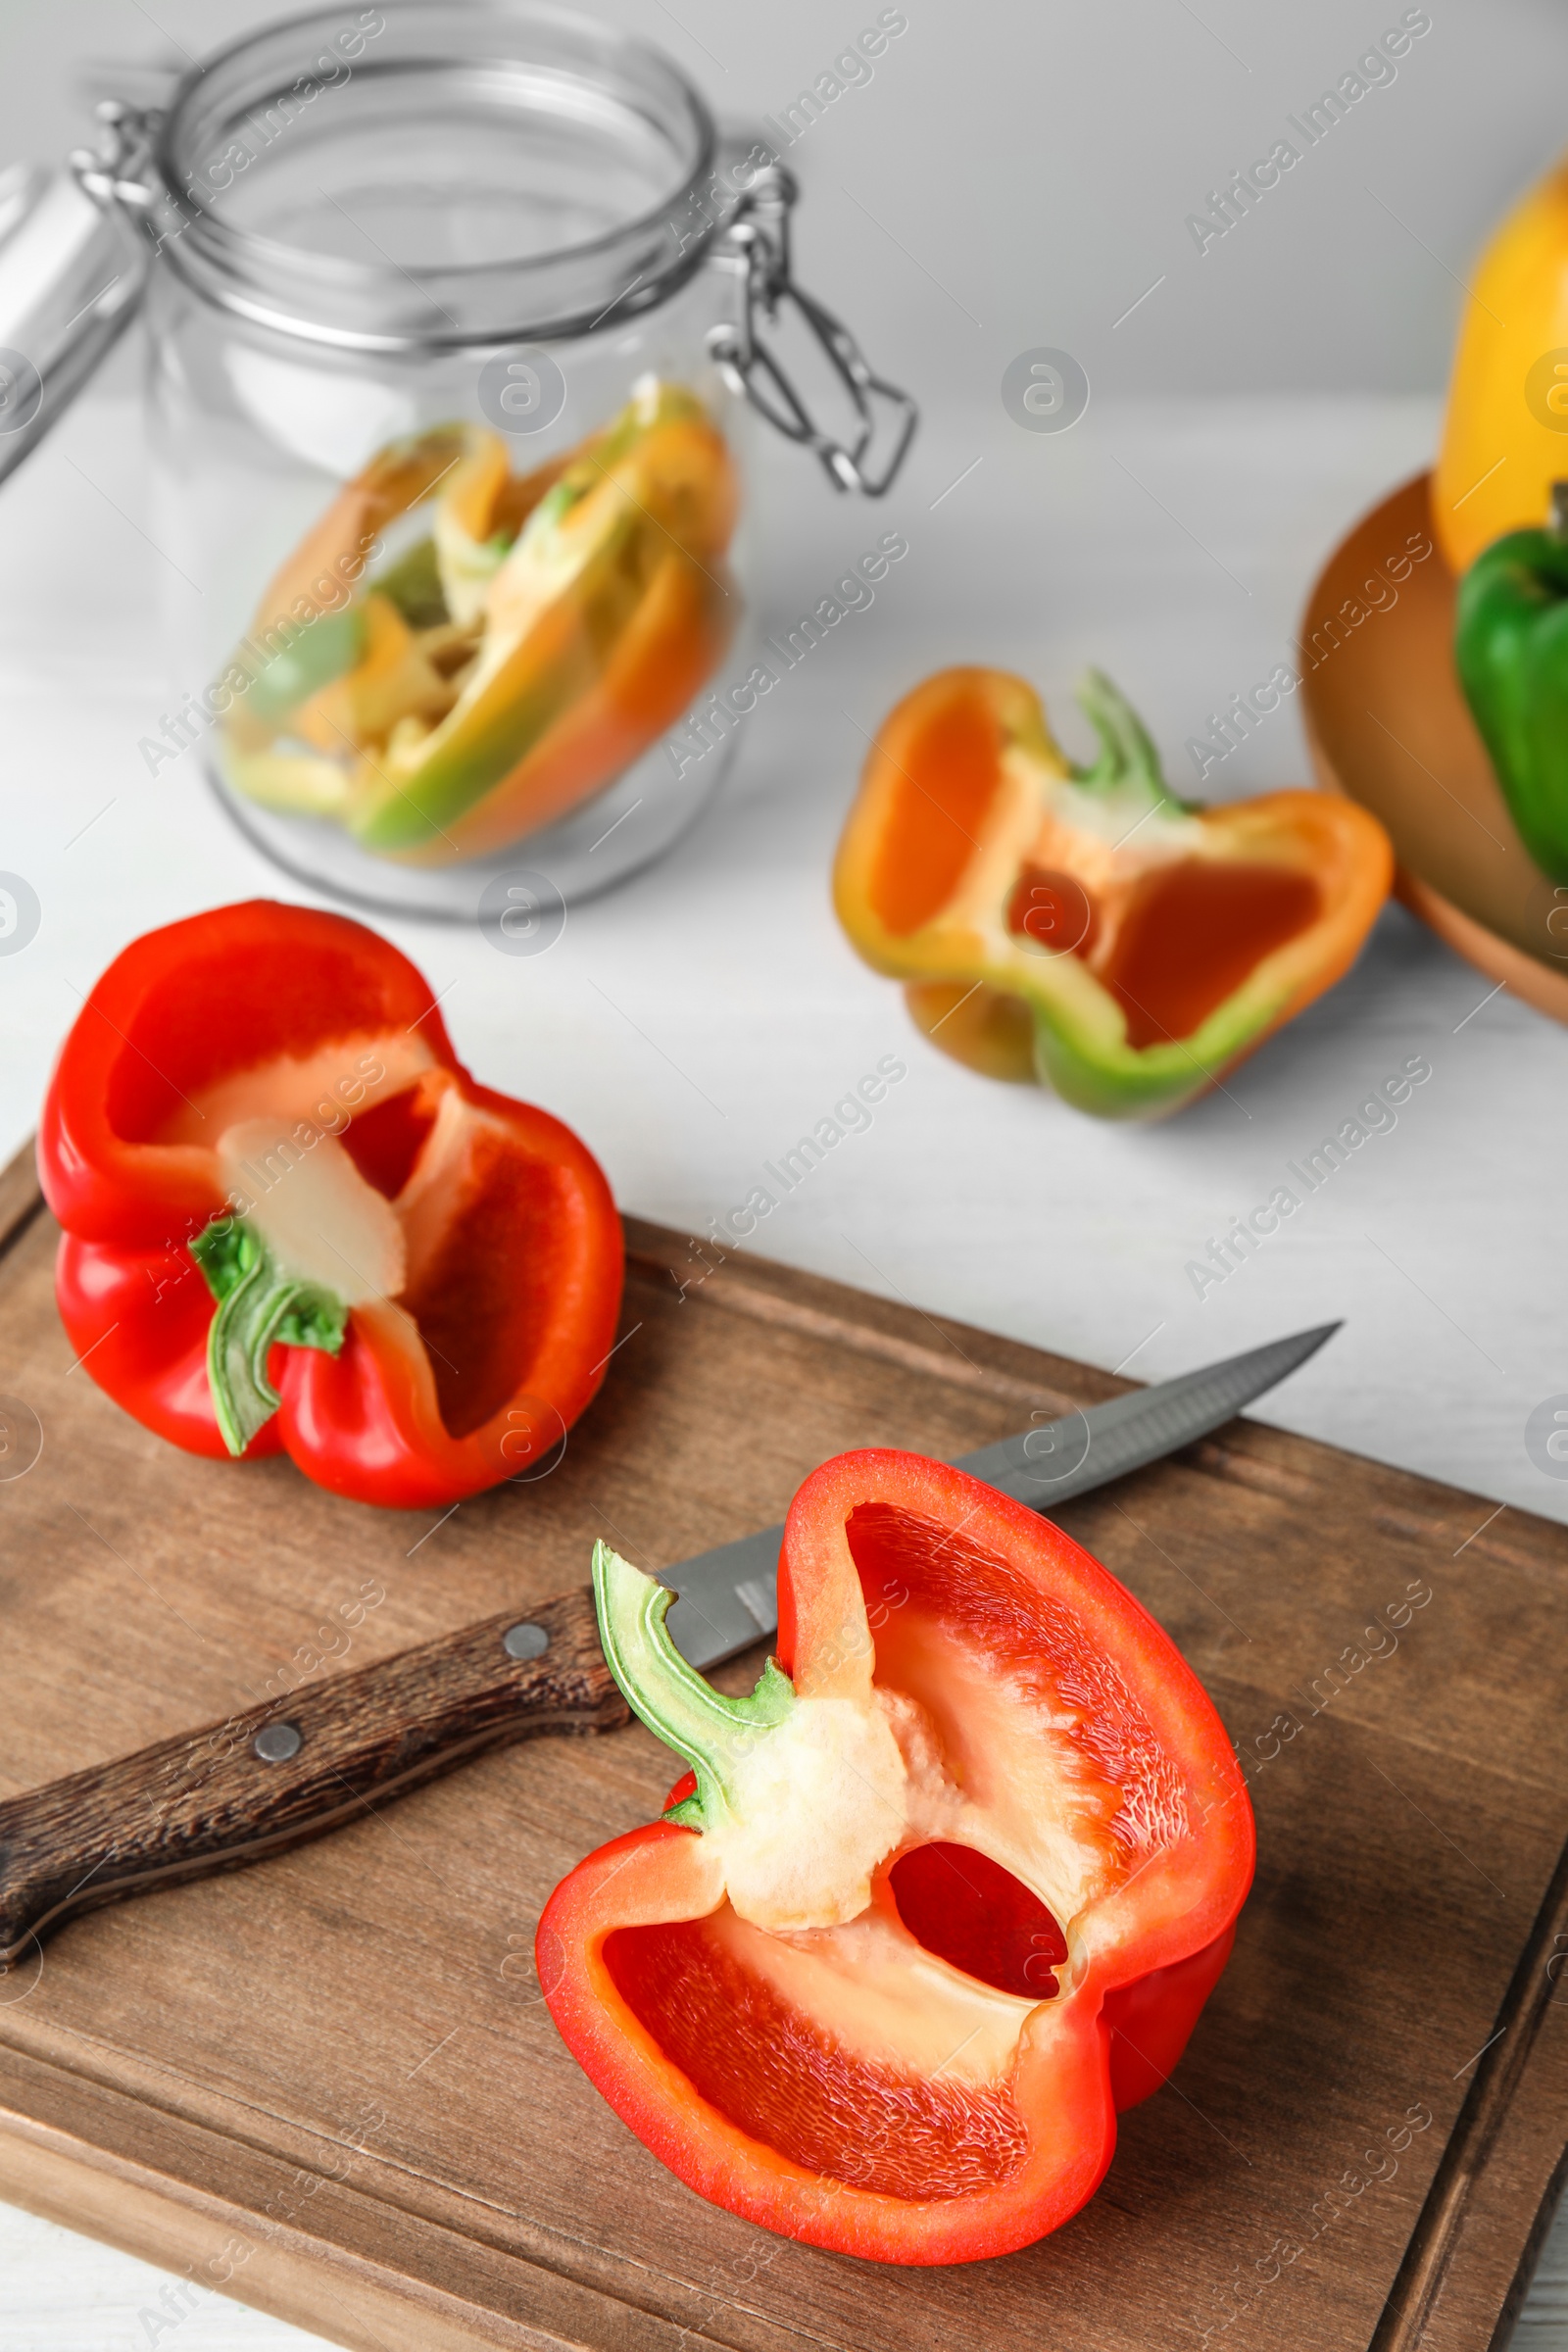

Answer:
[70,99,162,218]
[708,165,917,499]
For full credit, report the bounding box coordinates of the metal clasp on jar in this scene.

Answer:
[71,99,195,270]
[708,164,917,499]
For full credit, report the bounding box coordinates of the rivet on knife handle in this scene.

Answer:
[0,1587,626,1966]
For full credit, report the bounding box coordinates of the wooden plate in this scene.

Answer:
[1298,470,1568,1023]
[3,1142,1568,2351]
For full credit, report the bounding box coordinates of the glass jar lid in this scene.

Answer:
[0,156,147,485]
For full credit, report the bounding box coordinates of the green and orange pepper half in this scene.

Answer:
[538,1449,1253,2263]
[834,666,1393,1119]
[37,900,623,1510]
[219,377,739,864]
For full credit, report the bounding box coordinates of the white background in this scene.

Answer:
[4,2,1568,2346]
[6,0,1568,399]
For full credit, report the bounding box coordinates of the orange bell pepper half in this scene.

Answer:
[538,1450,1253,2263]
[833,666,1392,1119]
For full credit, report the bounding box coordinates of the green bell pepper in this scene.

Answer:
[1455,484,1568,880]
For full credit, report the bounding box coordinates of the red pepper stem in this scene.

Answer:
[590,1541,795,1833]
[189,1218,348,1457]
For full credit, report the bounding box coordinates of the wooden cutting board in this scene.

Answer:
[1,1138,1566,2352]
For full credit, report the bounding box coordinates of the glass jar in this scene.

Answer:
[5,0,914,917]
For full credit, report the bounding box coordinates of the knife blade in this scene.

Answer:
[0,1321,1337,1966]
[661,1319,1340,1668]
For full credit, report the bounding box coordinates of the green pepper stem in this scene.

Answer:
[590,1541,795,1833]
[189,1218,348,1457]
[1551,481,1568,542]
[1071,667,1187,810]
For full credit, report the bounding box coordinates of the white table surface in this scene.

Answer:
[2,380,1565,2346]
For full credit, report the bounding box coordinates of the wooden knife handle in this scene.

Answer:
[0,1585,627,1965]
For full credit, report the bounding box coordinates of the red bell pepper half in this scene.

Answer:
[37,900,623,1510]
[538,1451,1252,2264]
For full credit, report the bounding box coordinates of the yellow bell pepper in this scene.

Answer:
[1434,155,1568,574]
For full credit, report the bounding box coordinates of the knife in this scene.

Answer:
[0,1322,1337,1967]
